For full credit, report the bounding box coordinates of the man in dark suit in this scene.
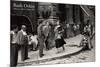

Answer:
[17,25,29,61]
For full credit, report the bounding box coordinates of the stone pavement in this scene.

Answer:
[39,48,95,64]
[17,34,84,66]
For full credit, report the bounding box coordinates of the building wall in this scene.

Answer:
[11,1,37,33]
[11,1,95,36]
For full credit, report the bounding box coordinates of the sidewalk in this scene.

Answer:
[17,34,84,66]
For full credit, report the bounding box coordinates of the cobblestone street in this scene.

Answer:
[39,35,95,64]
[17,34,95,66]
[39,48,95,64]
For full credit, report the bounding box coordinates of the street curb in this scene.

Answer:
[17,47,84,66]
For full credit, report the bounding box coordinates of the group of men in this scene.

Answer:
[10,25,29,67]
[10,20,50,67]
[80,20,94,50]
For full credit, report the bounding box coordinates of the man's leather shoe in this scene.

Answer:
[40,54,44,58]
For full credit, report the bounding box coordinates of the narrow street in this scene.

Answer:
[39,48,95,64]
[39,35,95,64]
[17,34,95,66]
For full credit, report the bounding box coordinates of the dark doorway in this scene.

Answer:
[11,15,33,34]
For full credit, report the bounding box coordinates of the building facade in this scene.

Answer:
[11,1,95,36]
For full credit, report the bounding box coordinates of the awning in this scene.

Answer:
[80,5,94,17]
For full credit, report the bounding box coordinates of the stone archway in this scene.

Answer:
[11,15,33,34]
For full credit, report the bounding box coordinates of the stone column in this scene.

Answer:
[74,5,81,24]
[37,2,56,49]
[73,5,81,35]
[66,5,74,38]
[66,5,74,24]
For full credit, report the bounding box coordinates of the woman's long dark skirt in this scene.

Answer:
[55,37,66,48]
